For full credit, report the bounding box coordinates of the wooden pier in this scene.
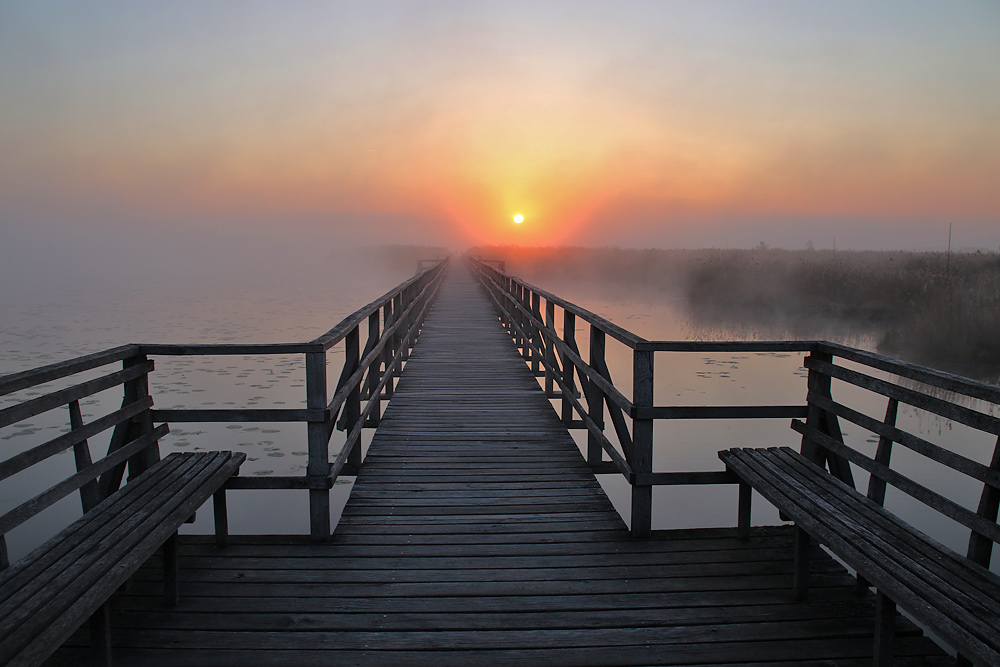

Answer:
[35,264,954,666]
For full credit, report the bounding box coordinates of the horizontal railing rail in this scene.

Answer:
[469,257,1000,560]
[0,350,162,567]
[0,258,450,549]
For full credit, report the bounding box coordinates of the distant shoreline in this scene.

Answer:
[471,245,1000,383]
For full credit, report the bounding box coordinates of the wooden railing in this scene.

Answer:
[0,345,159,567]
[470,258,1000,556]
[0,258,449,549]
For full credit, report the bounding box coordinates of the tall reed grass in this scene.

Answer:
[473,245,1000,381]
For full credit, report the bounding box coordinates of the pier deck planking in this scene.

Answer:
[46,265,948,665]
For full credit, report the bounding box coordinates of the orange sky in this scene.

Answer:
[2,2,999,252]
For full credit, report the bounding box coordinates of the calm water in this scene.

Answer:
[2,262,998,573]
[0,259,412,559]
[535,277,1000,575]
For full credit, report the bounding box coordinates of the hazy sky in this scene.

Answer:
[2,1,999,263]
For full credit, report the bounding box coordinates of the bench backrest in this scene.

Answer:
[797,342,1000,570]
[0,345,165,568]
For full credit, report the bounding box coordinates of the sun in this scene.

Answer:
[513,214,524,224]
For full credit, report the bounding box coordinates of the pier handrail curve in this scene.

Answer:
[0,258,450,551]
[469,257,1000,563]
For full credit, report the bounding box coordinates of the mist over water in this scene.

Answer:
[3,244,998,568]
[475,245,1000,383]
[0,241,441,558]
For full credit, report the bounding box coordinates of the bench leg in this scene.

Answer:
[89,602,112,667]
[874,590,895,666]
[164,531,179,607]
[793,526,810,602]
[213,489,229,548]
[737,481,752,540]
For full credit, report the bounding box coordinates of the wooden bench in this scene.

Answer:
[720,446,1000,666]
[0,450,244,667]
[0,347,246,666]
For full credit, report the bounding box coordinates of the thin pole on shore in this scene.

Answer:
[946,223,952,278]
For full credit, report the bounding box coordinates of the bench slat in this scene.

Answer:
[766,447,1000,646]
[0,453,191,609]
[720,447,1000,663]
[772,447,1000,613]
[792,419,1000,545]
[0,453,205,631]
[13,453,243,667]
[0,451,244,667]
[0,424,169,535]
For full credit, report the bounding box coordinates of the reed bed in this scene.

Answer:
[472,245,1000,381]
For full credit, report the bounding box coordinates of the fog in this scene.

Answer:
[0,210,453,306]
[473,245,1000,382]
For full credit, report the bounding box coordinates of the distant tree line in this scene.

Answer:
[472,245,1000,381]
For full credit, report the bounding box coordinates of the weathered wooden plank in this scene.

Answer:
[0,345,140,397]
[140,342,321,355]
[637,405,808,420]
[0,360,152,429]
[721,447,999,663]
[793,420,1000,544]
[39,262,950,665]
[804,357,1000,436]
[0,424,169,535]
[818,340,1000,406]
[808,391,1000,488]
[52,638,950,667]
[0,452,245,666]
[0,397,152,483]
[151,408,323,423]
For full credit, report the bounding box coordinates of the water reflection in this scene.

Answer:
[530,286,999,574]
[0,258,415,560]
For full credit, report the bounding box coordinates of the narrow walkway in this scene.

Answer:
[50,264,948,665]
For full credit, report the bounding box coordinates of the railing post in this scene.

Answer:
[586,327,606,467]
[507,278,516,336]
[802,350,855,488]
[342,326,362,471]
[306,350,330,541]
[391,293,403,374]
[383,300,395,398]
[514,285,524,357]
[544,300,555,396]
[124,353,158,478]
[631,348,654,538]
[867,398,898,506]
[967,436,1000,568]
[530,292,542,375]
[561,311,577,424]
[68,400,100,513]
[98,353,158,498]
[364,311,382,427]
[507,280,516,340]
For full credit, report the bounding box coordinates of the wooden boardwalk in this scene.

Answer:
[48,265,949,665]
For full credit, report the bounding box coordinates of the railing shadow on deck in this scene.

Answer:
[469,257,1000,566]
[0,258,449,556]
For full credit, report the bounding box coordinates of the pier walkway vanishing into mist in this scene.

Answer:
[35,262,954,666]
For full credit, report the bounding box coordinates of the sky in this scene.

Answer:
[2,0,999,273]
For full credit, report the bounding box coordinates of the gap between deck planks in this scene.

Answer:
[47,263,949,666]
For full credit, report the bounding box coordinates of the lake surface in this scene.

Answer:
[2,259,998,573]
